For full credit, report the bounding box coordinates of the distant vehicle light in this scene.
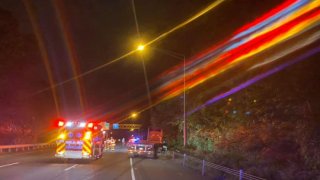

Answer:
[79,122,86,127]
[87,123,93,128]
[84,131,92,140]
[66,122,73,127]
[58,133,66,139]
[58,121,65,127]
[132,138,140,142]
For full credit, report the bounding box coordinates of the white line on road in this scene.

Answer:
[130,158,136,180]
[0,162,20,168]
[64,164,78,171]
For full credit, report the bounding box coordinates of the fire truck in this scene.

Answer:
[128,128,163,158]
[54,119,105,160]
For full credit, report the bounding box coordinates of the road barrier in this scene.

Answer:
[0,143,55,153]
[172,151,265,180]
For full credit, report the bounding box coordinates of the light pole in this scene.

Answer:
[136,45,187,147]
[153,48,187,147]
[137,44,154,128]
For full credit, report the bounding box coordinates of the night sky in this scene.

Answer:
[0,0,298,126]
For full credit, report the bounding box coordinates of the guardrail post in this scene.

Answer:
[183,153,186,167]
[239,169,243,180]
[172,151,175,159]
[202,160,205,176]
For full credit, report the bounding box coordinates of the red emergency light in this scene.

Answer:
[55,118,65,127]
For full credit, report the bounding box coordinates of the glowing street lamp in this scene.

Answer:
[137,44,145,51]
[131,112,138,119]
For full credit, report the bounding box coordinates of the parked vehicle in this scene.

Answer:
[128,128,163,158]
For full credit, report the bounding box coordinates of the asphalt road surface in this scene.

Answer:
[0,146,210,180]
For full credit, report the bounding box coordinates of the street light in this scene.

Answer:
[153,48,187,147]
[136,44,153,126]
[137,46,187,147]
[137,44,145,51]
[131,112,138,119]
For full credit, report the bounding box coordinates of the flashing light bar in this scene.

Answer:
[66,121,73,127]
[56,118,97,129]
[87,123,93,128]
[79,122,86,127]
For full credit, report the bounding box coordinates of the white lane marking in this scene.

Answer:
[130,158,136,180]
[83,174,95,180]
[0,162,20,168]
[64,164,78,171]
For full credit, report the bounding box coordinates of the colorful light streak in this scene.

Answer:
[145,0,225,46]
[156,0,313,80]
[152,0,320,103]
[53,0,87,115]
[31,0,225,96]
[188,46,320,115]
[110,0,320,123]
[24,0,61,116]
[68,0,319,123]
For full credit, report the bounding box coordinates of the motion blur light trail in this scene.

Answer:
[250,31,320,70]
[53,0,87,116]
[23,0,61,116]
[152,0,320,104]
[156,0,313,80]
[112,0,319,122]
[188,46,320,115]
[145,0,224,46]
[31,0,225,96]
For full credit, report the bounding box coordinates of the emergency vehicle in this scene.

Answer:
[128,128,163,158]
[55,119,105,160]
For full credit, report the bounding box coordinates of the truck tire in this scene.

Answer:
[153,146,158,159]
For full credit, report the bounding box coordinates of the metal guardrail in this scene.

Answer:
[0,143,55,153]
[172,151,265,180]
